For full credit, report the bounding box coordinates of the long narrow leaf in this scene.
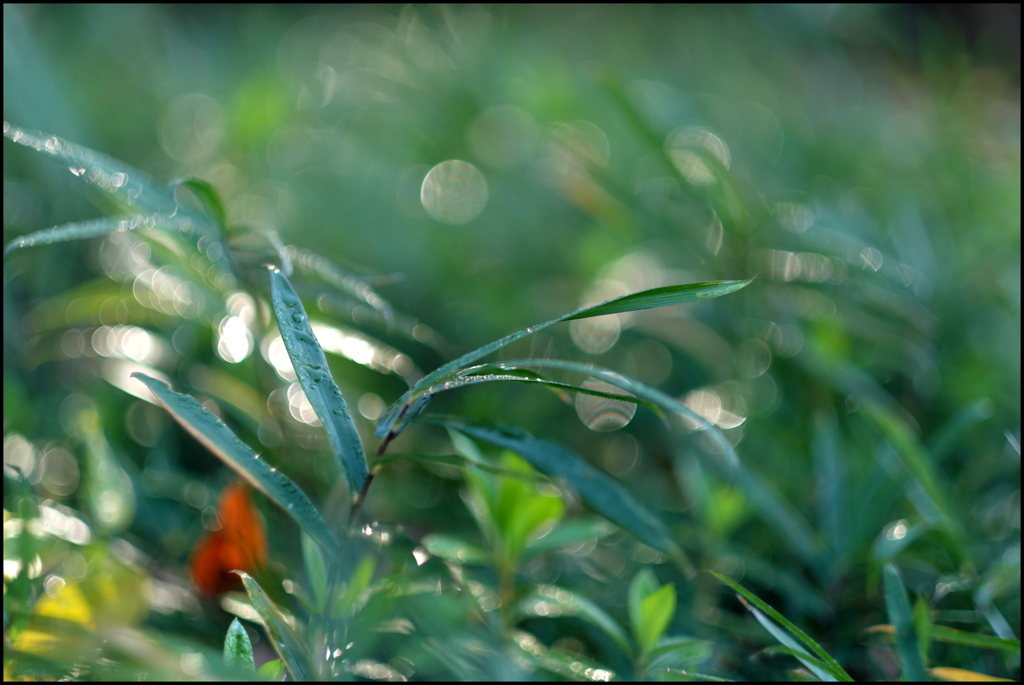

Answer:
[563,280,753,320]
[745,602,840,681]
[376,278,753,439]
[3,122,235,277]
[237,572,309,681]
[4,122,176,215]
[862,401,970,564]
[883,563,928,682]
[417,365,665,418]
[708,570,853,681]
[426,415,687,567]
[517,586,634,658]
[486,360,739,467]
[928,626,1021,653]
[5,215,170,257]
[132,373,339,559]
[268,266,369,497]
[293,248,394,325]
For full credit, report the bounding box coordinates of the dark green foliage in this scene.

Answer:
[3,5,1019,682]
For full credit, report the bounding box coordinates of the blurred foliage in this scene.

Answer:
[3,4,1020,681]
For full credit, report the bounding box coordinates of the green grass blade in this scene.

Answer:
[237,572,309,681]
[131,373,340,559]
[374,452,547,481]
[268,266,369,497]
[4,123,236,277]
[928,625,1020,653]
[171,177,228,229]
[708,570,853,681]
[746,604,840,681]
[375,278,752,440]
[223,618,254,673]
[861,400,970,565]
[517,586,634,658]
[293,248,394,325]
[4,122,176,215]
[563,279,753,320]
[883,563,928,682]
[426,415,687,567]
[416,365,664,417]
[5,214,171,257]
[493,360,739,467]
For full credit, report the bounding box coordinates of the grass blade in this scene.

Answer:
[3,123,236,277]
[708,570,853,681]
[293,248,394,325]
[883,563,928,682]
[490,360,739,466]
[237,572,309,681]
[517,586,634,658]
[171,177,228,229]
[268,266,369,497]
[131,373,339,560]
[375,278,752,440]
[4,122,176,215]
[563,280,753,320]
[861,400,970,565]
[928,626,1021,653]
[745,603,839,681]
[416,364,664,417]
[426,415,688,568]
[4,215,173,257]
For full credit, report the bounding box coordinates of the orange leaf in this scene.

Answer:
[189,482,267,596]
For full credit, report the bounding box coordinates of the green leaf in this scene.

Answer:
[373,452,547,482]
[132,373,339,561]
[431,416,686,565]
[708,570,853,681]
[517,585,634,658]
[646,636,714,672]
[883,563,928,682]
[636,583,677,655]
[293,248,394,325]
[335,555,376,619]
[376,278,752,440]
[420,534,491,565]
[256,659,284,680]
[861,401,970,565]
[237,572,309,681]
[223,618,254,673]
[491,451,565,565]
[629,568,660,637]
[745,603,840,681]
[481,360,739,467]
[927,625,1020,653]
[267,266,369,497]
[171,177,228,229]
[5,215,169,257]
[301,533,328,610]
[563,280,753,320]
[409,364,666,419]
[4,122,177,215]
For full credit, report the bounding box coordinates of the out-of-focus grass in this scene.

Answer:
[4,4,1019,681]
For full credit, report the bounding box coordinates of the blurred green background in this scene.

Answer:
[3,4,1020,681]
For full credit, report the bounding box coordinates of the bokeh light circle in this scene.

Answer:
[420,160,488,224]
[575,378,637,432]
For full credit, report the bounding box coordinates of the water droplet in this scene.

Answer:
[292,313,305,323]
